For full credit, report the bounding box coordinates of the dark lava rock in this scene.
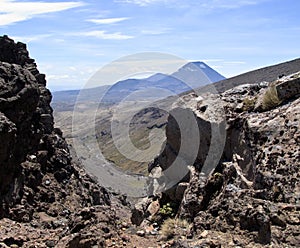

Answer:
[0,35,121,247]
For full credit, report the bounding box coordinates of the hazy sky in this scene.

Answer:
[0,0,299,91]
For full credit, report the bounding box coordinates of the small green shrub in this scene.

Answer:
[262,84,282,110]
[159,202,176,217]
[161,218,189,239]
[213,172,223,178]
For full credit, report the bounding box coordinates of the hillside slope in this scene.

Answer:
[202,58,300,93]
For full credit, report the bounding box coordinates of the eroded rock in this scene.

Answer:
[0,35,121,247]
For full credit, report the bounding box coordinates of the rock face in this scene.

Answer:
[0,35,120,247]
[275,72,300,100]
[0,35,53,215]
[142,72,300,247]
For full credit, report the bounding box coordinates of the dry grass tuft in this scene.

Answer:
[161,218,190,239]
[262,84,282,110]
[242,97,257,111]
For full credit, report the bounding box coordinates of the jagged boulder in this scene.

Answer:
[186,80,299,245]
[276,72,300,100]
[143,74,300,246]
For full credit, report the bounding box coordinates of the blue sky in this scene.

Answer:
[0,0,299,91]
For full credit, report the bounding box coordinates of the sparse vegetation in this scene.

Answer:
[242,97,257,111]
[208,172,224,187]
[159,202,177,218]
[161,218,190,239]
[262,84,282,110]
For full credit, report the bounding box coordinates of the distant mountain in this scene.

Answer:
[105,61,225,97]
[171,61,226,88]
[52,61,225,110]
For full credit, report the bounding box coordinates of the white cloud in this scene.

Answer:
[141,28,171,35]
[223,61,246,65]
[11,34,51,43]
[206,0,260,9]
[0,0,84,26]
[115,0,164,6]
[202,59,246,66]
[116,0,263,8]
[87,17,130,24]
[41,63,101,91]
[80,30,134,40]
[47,74,70,80]
[202,59,224,63]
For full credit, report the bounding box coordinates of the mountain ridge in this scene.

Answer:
[52,61,225,110]
[205,57,300,93]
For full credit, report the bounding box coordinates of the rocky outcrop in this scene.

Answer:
[0,35,53,215]
[0,35,121,247]
[275,72,300,100]
[141,73,300,247]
